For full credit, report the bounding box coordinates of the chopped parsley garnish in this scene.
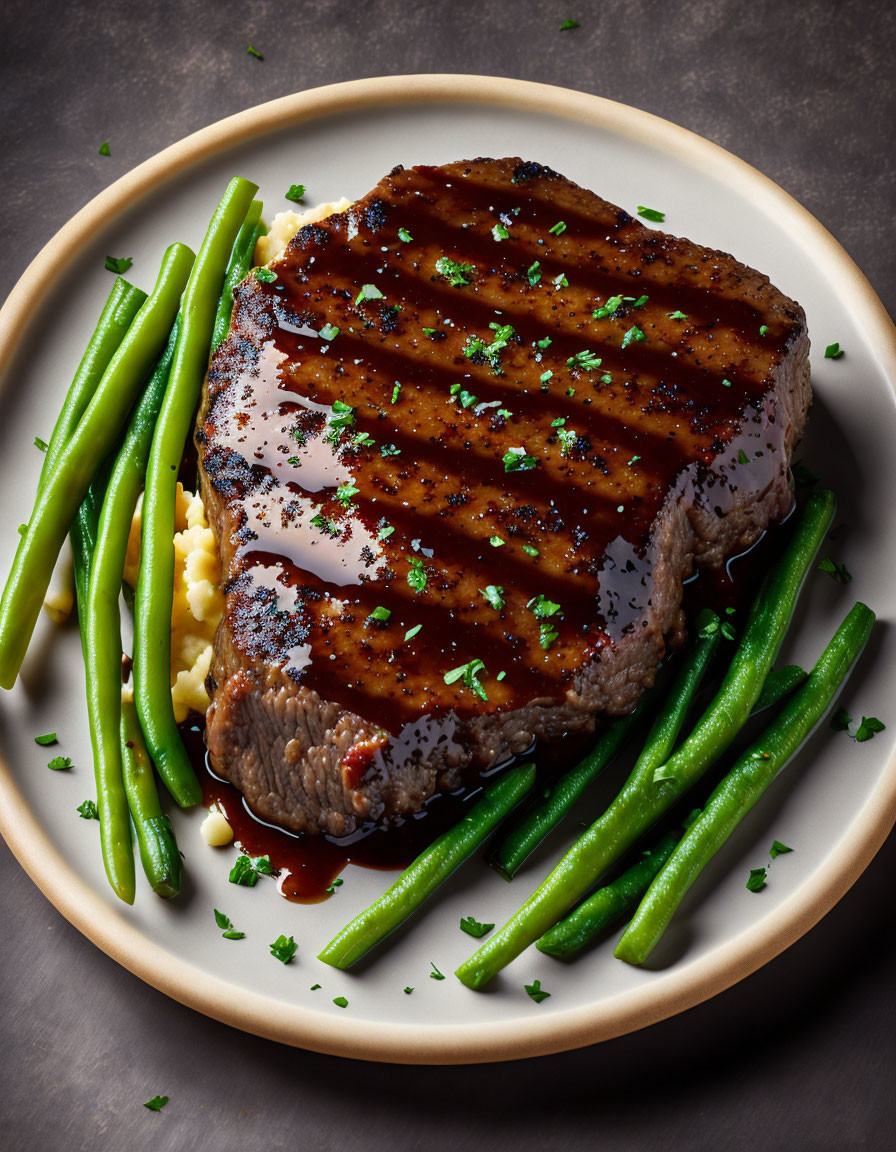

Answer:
[34,437,48,452]
[556,427,576,455]
[369,606,391,623]
[540,370,553,384]
[77,800,99,820]
[35,732,58,746]
[460,916,494,938]
[422,327,438,337]
[552,273,569,289]
[566,349,602,371]
[319,323,340,341]
[403,986,414,995]
[834,709,888,743]
[333,996,349,1008]
[621,325,646,348]
[335,483,359,507]
[637,206,665,222]
[310,984,321,990]
[353,431,375,449]
[528,594,562,649]
[818,557,852,583]
[627,455,641,466]
[429,962,446,980]
[492,223,510,241]
[355,283,384,304]
[328,399,356,432]
[247,44,264,59]
[759,324,769,336]
[593,295,624,319]
[559,18,580,30]
[489,535,505,547]
[47,756,72,771]
[528,594,562,619]
[525,979,551,1003]
[285,184,306,202]
[536,336,552,349]
[310,513,340,537]
[503,448,538,472]
[391,381,402,403]
[548,221,567,236]
[443,658,488,702]
[229,854,273,887]
[746,867,767,892]
[143,1096,168,1112]
[213,909,245,940]
[326,877,344,893]
[407,558,428,594]
[527,261,542,286]
[697,612,735,642]
[769,840,792,859]
[722,378,732,387]
[380,443,402,457]
[98,141,111,156]
[270,934,298,964]
[253,267,277,283]
[105,256,133,274]
[668,310,688,321]
[856,716,886,742]
[824,342,844,359]
[480,585,505,611]
[435,257,476,286]
[522,544,539,557]
[378,525,394,541]
[737,449,751,465]
[404,624,422,641]
[464,323,517,373]
[398,227,413,243]
[632,295,649,307]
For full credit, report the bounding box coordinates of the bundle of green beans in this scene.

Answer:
[454,490,837,989]
[2,178,262,902]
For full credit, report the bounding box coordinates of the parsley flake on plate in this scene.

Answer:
[229,853,273,887]
[285,184,305,202]
[559,18,580,30]
[637,206,665,222]
[769,840,792,860]
[246,44,264,60]
[824,342,844,359]
[270,934,298,964]
[77,800,99,821]
[143,1095,168,1112]
[398,227,413,243]
[98,141,111,156]
[404,624,422,641]
[253,267,277,283]
[817,557,852,583]
[621,325,646,348]
[368,605,391,623]
[105,255,133,274]
[444,658,488,702]
[429,962,446,980]
[213,909,245,940]
[492,223,510,241]
[503,448,539,472]
[407,558,428,594]
[318,323,340,341]
[34,437,48,452]
[460,916,495,939]
[479,585,505,611]
[47,755,72,771]
[746,867,767,892]
[525,979,551,1003]
[333,996,349,1008]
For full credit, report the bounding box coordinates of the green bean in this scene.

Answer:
[0,243,194,689]
[39,279,147,492]
[83,324,179,903]
[211,200,263,351]
[120,696,182,899]
[751,664,807,715]
[133,177,257,807]
[493,607,720,880]
[455,491,835,989]
[318,762,536,970]
[537,828,685,959]
[614,601,874,964]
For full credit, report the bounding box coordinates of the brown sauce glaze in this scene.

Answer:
[202,157,804,741]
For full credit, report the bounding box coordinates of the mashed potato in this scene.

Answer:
[124,484,223,723]
[254,197,352,265]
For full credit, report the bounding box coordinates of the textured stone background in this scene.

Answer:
[1,1,894,1149]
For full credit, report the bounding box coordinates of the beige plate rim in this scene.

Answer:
[0,74,894,1065]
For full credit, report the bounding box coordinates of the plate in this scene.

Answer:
[0,75,894,1065]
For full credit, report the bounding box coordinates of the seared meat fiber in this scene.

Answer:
[198,157,810,836]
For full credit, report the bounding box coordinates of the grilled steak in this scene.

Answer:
[198,157,810,836]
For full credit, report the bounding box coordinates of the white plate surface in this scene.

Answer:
[0,76,894,1064]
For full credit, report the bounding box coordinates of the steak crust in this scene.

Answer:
[198,158,810,836]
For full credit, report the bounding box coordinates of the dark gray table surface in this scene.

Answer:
[2,2,894,1149]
